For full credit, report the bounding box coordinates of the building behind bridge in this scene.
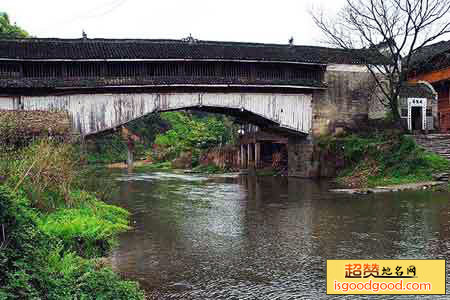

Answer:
[407,40,450,133]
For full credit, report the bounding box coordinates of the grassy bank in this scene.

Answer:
[0,139,145,299]
[319,132,450,188]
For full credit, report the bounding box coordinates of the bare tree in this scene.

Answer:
[311,0,450,123]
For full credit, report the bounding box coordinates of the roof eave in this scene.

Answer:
[0,57,329,66]
[51,84,327,90]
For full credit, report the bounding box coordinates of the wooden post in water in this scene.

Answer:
[255,143,261,169]
[121,126,135,171]
[247,143,256,170]
[126,141,134,171]
[240,144,247,169]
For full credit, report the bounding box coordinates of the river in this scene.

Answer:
[106,170,450,299]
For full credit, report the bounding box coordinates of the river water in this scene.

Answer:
[107,170,450,299]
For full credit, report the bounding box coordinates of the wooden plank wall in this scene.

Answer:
[0,92,313,136]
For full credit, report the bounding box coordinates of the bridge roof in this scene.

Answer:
[0,38,381,65]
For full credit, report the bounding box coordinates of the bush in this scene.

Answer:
[38,192,130,258]
[2,139,80,210]
[321,133,450,187]
[153,111,236,164]
[0,186,49,299]
[0,186,145,299]
[43,249,145,300]
[1,138,118,210]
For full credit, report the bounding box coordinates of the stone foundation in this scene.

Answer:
[288,135,320,178]
[286,66,378,178]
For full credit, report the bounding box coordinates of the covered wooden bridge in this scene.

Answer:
[0,37,377,177]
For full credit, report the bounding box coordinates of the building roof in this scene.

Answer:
[408,40,450,72]
[399,82,436,98]
[409,40,450,65]
[0,38,383,65]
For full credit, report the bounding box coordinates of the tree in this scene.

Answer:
[311,0,450,122]
[0,12,28,38]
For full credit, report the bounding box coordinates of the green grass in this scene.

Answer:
[38,192,130,258]
[0,185,145,300]
[192,164,225,174]
[255,168,278,177]
[134,161,173,172]
[321,133,450,188]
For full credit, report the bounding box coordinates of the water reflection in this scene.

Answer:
[107,171,450,299]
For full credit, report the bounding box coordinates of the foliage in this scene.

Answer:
[85,134,128,164]
[154,111,236,165]
[0,186,145,300]
[0,12,28,39]
[85,114,167,164]
[319,133,450,188]
[2,139,80,210]
[38,191,130,258]
[255,168,278,177]
[77,166,120,202]
[192,164,224,174]
[134,161,173,172]
[0,187,47,299]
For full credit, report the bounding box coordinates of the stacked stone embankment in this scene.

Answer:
[412,134,450,181]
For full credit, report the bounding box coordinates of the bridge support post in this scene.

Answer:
[247,144,254,169]
[255,143,261,169]
[240,144,247,169]
[126,141,134,171]
[121,126,135,171]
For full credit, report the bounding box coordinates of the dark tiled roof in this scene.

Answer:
[408,40,450,72]
[409,40,450,65]
[399,82,435,98]
[0,76,326,89]
[0,38,383,65]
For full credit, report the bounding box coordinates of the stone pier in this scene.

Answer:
[287,135,320,178]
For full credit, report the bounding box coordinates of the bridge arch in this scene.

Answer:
[15,91,313,136]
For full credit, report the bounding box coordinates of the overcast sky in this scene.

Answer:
[2,0,345,46]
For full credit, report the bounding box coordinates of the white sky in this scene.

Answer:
[1,0,344,46]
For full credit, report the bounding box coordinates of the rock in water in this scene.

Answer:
[171,282,193,291]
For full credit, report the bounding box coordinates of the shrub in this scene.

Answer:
[321,133,450,187]
[153,111,236,164]
[3,139,80,210]
[0,186,48,299]
[0,186,145,299]
[38,191,131,258]
[42,249,145,300]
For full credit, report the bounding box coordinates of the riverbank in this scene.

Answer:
[330,181,448,194]
[319,131,450,189]
[0,139,145,299]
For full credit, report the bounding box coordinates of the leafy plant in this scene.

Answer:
[0,12,28,38]
[154,111,236,165]
[38,192,130,258]
[322,133,450,188]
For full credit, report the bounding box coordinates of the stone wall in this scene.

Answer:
[288,135,319,178]
[288,65,376,178]
[0,110,72,138]
[311,66,375,137]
